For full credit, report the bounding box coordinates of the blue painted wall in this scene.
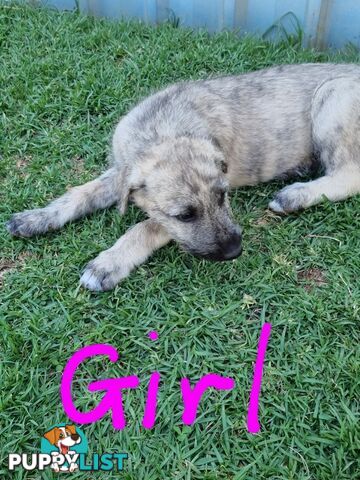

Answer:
[38,0,360,49]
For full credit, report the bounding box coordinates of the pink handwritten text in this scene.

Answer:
[60,323,271,434]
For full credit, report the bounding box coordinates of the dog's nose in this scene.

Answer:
[219,232,242,260]
[71,434,80,441]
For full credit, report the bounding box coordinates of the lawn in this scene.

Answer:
[0,3,359,479]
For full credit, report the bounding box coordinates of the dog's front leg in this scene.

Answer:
[80,219,171,291]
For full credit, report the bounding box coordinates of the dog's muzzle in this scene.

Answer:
[189,231,243,261]
[210,231,243,261]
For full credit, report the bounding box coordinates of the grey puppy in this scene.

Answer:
[7,63,360,291]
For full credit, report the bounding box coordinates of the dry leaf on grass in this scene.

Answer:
[297,268,327,291]
[0,252,33,287]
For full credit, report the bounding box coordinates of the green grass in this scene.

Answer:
[0,3,359,479]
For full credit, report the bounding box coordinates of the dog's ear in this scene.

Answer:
[117,164,130,215]
[214,158,228,174]
[118,164,147,213]
[44,427,59,445]
[66,425,76,435]
[220,160,228,174]
[210,137,227,173]
[212,149,228,174]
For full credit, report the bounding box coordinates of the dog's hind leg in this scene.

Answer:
[80,219,171,291]
[7,167,121,237]
[269,76,360,213]
[269,168,360,213]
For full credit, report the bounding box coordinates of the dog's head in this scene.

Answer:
[43,425,81,454]
[121,137,242,261]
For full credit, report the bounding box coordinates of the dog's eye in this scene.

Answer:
[59,433,64,439]
[175,207,197,222]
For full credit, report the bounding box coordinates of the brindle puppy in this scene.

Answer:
[7,63,360,290]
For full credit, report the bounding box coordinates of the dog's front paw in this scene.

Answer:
[51,463,60,473]
[269,183,311,213]
[6,209,51,237]
[80,255,131,292]
[69,463,78,472]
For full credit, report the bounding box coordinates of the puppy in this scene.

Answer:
[7,63,360,290]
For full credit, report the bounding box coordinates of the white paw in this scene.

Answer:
[80,255,131,292]
[80,268,104,291]
[69,463,78,472]
[269,183,310,213]
[268,199,285,213]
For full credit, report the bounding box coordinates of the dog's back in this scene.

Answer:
[113,63,360,186]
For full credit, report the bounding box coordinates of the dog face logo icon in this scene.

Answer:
[41,424,88,473]
[44,425,81,455]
